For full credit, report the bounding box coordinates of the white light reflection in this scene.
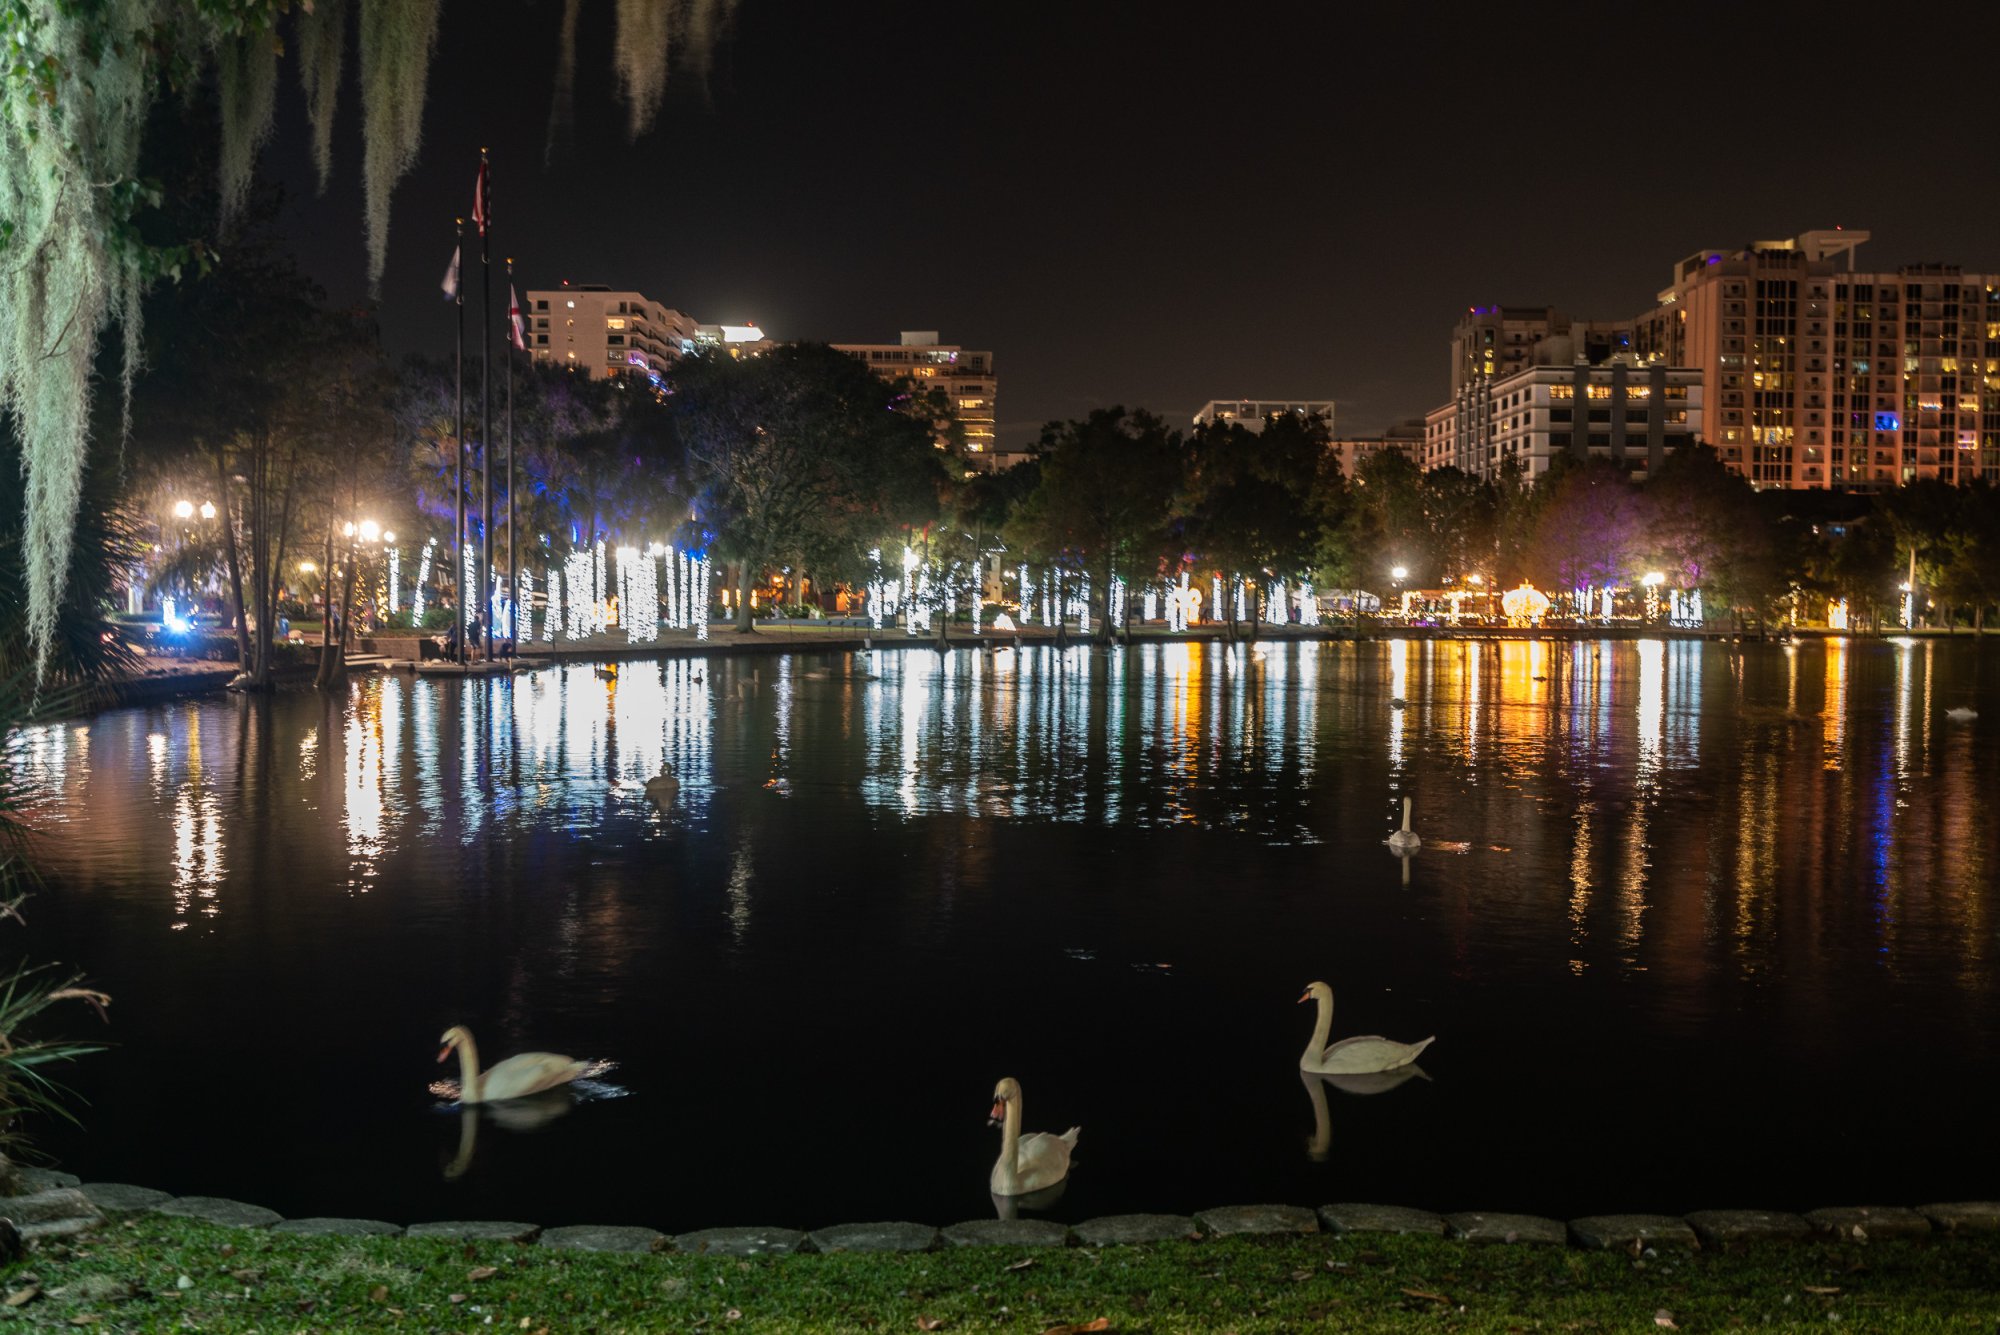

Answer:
[1387,639,1409,771]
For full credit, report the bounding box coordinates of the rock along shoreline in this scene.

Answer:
[4,1170,1995,1259]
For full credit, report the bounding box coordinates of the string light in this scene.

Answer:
[1143,588,1158,623]
[544,564,560,642]
[412,540,434,621]
[1211,575,1222,625]
[387,546,400,614]
[971,558,982,634]
[695,555,710,640]
[1298,581,1320,627]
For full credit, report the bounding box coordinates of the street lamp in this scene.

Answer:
[1390,565,1408,621]
[199,501,216,521]
[173,500,193,519]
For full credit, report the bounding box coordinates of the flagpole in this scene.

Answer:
[453,216,466,664]
[479,147,493,662]
[506,255,516,649]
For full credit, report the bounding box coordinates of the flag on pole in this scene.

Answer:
[508,284,527,350]
[472,161,490,236]
[441,244,461,299]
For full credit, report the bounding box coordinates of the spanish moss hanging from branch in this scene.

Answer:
[614,0,673,139]
[297,0,350,195]
[218,28,281,227]
[545,0,583,165]
[358,0,443,290]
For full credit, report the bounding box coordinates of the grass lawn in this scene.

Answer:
[2,1217,1996,1333]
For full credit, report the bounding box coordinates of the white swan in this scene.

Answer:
[437,1026,587,1104]
[1297,982,1433,1074]
[1386,796,1420,854]
[1946,706,1977,722]
[988,1077,1079,1196]
[644,763,679,813]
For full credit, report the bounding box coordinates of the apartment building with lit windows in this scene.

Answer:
[1632,229,2000,488]
[831,332,1003,468]
[524,284,701,382]
[1424,361,1703,481]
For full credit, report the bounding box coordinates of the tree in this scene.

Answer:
[672,345,948,632]
[1328,448,1433,590]
[1008,409,1180,641]
[1182,412,1322,636]
[1528,459,1645,604]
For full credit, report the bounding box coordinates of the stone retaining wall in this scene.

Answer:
[3,1169,1994,1258]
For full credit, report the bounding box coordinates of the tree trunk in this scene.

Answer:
[734,558,757,632]
[217,449,251,669]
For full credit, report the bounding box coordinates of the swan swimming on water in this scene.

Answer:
[1946,706,1978,722]
[988,1077,1079,1197]
[1386,796,1420,854]
[1297,982,1434,1075]
[437,1026,588,1104]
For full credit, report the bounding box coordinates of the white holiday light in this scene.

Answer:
[695,555,710,640]
[387,547,400,614]
[462,544,477,634]
[1266,579,1283,623]
[971,558,982,634]
[1828,597,1850,631]
[1298,582,1320,627]
[1211,575,1223,625]
[1075,573,1090,635]
[1018,562,1031,625]
[544,565,559,642]
[1143,589,1158,623]
[1234,579,1248,623]
[594,541,609,633]
[1109,575,1125,628]
[518,569,534,642]
[412,540,434,621]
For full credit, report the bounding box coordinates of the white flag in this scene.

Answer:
[441,245,461,300]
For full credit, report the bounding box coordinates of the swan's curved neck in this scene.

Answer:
[1303,1071,1331,1160]
[997,1095,1024,1187]
[454,1033,483,1102]
[1303,992,1333,1065]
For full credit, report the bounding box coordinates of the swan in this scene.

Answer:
[988,1077,1079,1196]
[644,763,679,813]
[1946,706,1977,722]
[1386,796,1420,854]
[594,665,617,680]
[1297,982,1433,1075]
[437,1026,587,1104]
[1389,697,1408,710]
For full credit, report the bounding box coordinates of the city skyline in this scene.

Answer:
[255,3,2000,447]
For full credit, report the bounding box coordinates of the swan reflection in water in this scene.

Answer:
[1300,1066,1429,1163]
[431,1066,626,1181]
[992,1179,1068,1221]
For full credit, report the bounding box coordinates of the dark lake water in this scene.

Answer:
[12,638,2000,1231]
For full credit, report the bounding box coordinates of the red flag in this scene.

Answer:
[508,284,526,350]
[472,161,489,236]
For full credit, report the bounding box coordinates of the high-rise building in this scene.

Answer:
[1449,307,1635,393]
[832,332,1003,468]
[1424,361,1703,481]
[524,284,703,383]
[1632,229,2000,488]
[1192,399,1337,432]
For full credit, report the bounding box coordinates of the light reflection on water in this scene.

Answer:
[9,637,2000,1227]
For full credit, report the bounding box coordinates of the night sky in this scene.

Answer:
[255,2,2000,446]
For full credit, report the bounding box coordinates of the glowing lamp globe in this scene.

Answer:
[358,519,380,542]
[173,500,194,519]
[199,501,216,521]
[1501,582,1551,627]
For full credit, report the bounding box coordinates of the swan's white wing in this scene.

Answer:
[480,1052,588,1101]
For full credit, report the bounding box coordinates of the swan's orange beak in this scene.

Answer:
[436,1045,451,1062]
[987,1100,1004,1126]
[1296,989,1312,1004]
